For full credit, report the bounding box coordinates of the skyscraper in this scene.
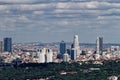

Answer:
[70,48,74,60]
[37,49,45,63]
[73,35,79,49]
[63,53,69,62]
[71,35,80,60]
[60,40,66,54]
[96,37,103,54]
[4,38,12,52]
[0,41,4,53]
[37,48,53,63]
[46,49,53,63]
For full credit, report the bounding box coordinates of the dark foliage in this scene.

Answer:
[0,61,120,80]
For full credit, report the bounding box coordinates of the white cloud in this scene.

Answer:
[0,0,38,4]
[98,15,120,20]
[33,11,44,15]
[0,0,120,42]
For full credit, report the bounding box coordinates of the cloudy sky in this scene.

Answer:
[0,0,120,43]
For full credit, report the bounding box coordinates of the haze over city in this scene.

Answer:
[0,0,120,43]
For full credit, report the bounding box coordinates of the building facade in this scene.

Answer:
[96,37,103,54]
[0,41,4,53]
[37,49,45,63]
[46,49,53,63]
[63,53,69,62]
[71,35,80,60]
[60,40,66,54]
[37,48,53,63]
[4,38,12,52]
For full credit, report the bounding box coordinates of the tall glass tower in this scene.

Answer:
[71,35,80,60]
[0,41,4,53]
[96,37,103,54]
[4,37,12,52]
[60,40,66,54]
[73,35,79,49]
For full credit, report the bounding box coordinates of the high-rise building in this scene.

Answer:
[37,49,45,63]
[60,40,66,54]
[42,48,47,55]
[0,41,4,53]
[73,35,79,49]
[71,35,80,60]
[37,48,53,63]
[71,48,77,60]
[46,49,53,63]
[63,53,69,62]
[96,37,103,54]
[71,43,74,49]
[4,38,12,52]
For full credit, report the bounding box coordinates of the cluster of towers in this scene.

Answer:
[60,35,81,61]
[60,35,103,61]
[37,48,53,63]
[0,37,12,53]
[0,36,103,63]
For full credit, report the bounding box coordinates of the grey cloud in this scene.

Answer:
[0,0,120,43]
[0,0,39,4]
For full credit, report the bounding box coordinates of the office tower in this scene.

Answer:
[60,40,66,54]
[0,41,4,53]
[71,48,77,60]
[63,53,69,62]
[37,49,45,63]
[4,37,12,52]
[71,43,74,49]
[71,35,80,60]
[96,37,103,54]
[42,48,47,55]
[37,48,53,63]
[46,49,53,63]
[73,35,80,57]
[73,35,79,48]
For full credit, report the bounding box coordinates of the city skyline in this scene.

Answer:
[0,0,120,43]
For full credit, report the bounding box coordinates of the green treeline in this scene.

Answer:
[0,60,120,80]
